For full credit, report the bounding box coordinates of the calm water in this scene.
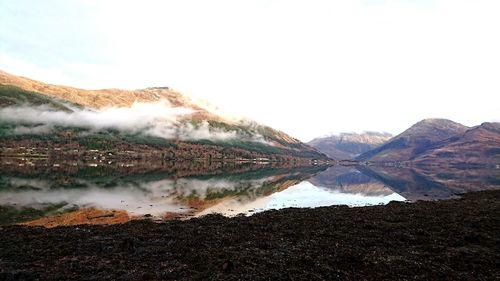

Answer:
[0,157,499,226]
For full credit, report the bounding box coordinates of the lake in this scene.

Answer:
[0,157,498,226]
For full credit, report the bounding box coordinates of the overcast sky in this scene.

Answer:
[1,0,499,141]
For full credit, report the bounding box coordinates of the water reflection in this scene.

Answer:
[0,159,327,225]
[0,157,498,226]
[196,181,404,217]
[268,182,404,208]
[358,165,500,201]
[309,166,396,196]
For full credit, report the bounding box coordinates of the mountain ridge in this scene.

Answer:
[0,70,328,162]
[308,132,392,160]
[356,118,469,162]
[412,122,500,165]
[357,118,500,165]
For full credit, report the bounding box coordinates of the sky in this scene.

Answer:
[1,0,499,142]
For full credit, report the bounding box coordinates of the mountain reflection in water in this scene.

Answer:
[0,157,498,227]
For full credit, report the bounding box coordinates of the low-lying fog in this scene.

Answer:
[0,100,268,142]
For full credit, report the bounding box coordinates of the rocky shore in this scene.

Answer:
[0,190,499,281]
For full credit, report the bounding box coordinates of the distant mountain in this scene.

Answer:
[357,119,468,162]
[0,70,328,162]
[413,122,500,165]
[308,132,392,160]
[357,118,500,165]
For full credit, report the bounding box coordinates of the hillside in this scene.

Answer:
[357,119,469,162]
[0,71,328,162]
[0,70,214,111]
[308,132,392,160]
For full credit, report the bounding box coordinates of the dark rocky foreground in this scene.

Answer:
[1,191,499,281]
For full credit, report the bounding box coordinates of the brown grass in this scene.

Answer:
[18,208,130,228]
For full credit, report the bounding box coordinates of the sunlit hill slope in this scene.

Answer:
[0,70,328,162]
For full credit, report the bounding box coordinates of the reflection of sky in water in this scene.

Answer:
[2,165,497,224]
[265,181,405,210]
[198,181,405,217]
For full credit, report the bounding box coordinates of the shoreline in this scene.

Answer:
[1,190,499,280]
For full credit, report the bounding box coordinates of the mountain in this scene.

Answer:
[0,70,328,162]
[357,119,469,162]
[413,122,500,165]
[0,70,214,111]
[357,118,500,165]
[308,132,392,160]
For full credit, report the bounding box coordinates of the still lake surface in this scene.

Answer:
[0,157,499,226]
